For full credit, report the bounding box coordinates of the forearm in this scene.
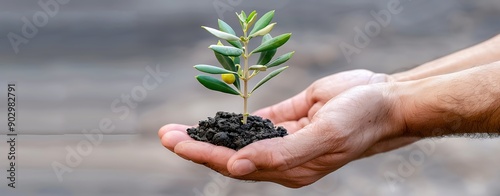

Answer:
[396,61,500,137]
[392,34,500,82]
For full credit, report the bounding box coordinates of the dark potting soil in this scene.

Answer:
[187,111,288,150]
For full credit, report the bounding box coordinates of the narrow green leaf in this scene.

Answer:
[249,10,275,35]
[202,26,240,41]
[249,23,276,38]
[246,11,257,31]
[256,34,277,65]
[217,20,235,35]
[237,12,246,24]
[251,33,291,54]
[233,74,241,90]
[249,65,267,71]
[266,51,295,68]
[261,34,272,42]
[257,50,276,65]
[209,45,243,56]
[241,11,247,21]
[251,66,288,93]
[233,56,240,65]
[196,75,240,95]
[194,65,236,74]
[213,41,236,71]
[231,57,241,90]
[214,52,236,71]
[246,11,257,23]
[218,19,243,49]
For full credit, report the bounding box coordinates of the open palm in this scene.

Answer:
[158,69,415,187]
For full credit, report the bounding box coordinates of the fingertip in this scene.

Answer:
[158,124,174,138]
[174,141,235,166]
[158,124,190,138]
[161,130,192,151]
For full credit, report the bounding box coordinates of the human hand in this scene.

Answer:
[158,70,417,187]
[158,69,388,144]
[158,69,388,152]
[253,69,392,133]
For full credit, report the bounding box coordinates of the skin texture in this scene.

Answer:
[159,34,500,188]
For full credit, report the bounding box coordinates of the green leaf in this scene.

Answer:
[246,11,257,23]
[233,56,240,65]
[249,65,267,71]
[251,66,288,93]
[196,75,240,95]
[249,10,275,35]
[209,45,243,56]
[216,40,224,46]
[217,19,236,35]
[266,51,295,68]
[194,65,236,74]
[249,23,276,38]
[251,33,291,54]
[230,57,241,90]
[217,19,243,49]
[240,11,247,21]
[214,52,236,71]
[246,11,257,31]
[233,73,241,90]
[236,12,246,24]
[202,26,240,41]
[256,34,277,65]
[261,34,272,42]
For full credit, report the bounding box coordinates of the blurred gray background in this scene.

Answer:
[0,0,500,195]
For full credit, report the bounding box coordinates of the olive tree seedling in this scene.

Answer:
[195,10,294,124]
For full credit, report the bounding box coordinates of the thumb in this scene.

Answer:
[227,124,329,176]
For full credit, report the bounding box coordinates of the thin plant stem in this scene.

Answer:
[242,32,249,124]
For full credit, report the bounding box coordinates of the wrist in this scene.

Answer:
[389,74,456,138]
[380,72,455,138]
[372,82,412,139]
[393,63,500,138]
[394,75,461,138]
[391,78,434,137]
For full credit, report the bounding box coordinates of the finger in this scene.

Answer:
[174,139,317,186]
[158,124,190,138]
[253,90,311,124]
[368,73,390,84]
[175,141,236,174]
[227,124,330,176]
[160,130,193,151]
[307,103,324,119]
[230,164,323,188]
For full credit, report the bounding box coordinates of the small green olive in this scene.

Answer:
[221,74,236,84]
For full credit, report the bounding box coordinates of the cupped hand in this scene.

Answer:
[252,69,391,132]
[158,70,417,187]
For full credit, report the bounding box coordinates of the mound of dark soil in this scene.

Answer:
[187,111,288,150]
